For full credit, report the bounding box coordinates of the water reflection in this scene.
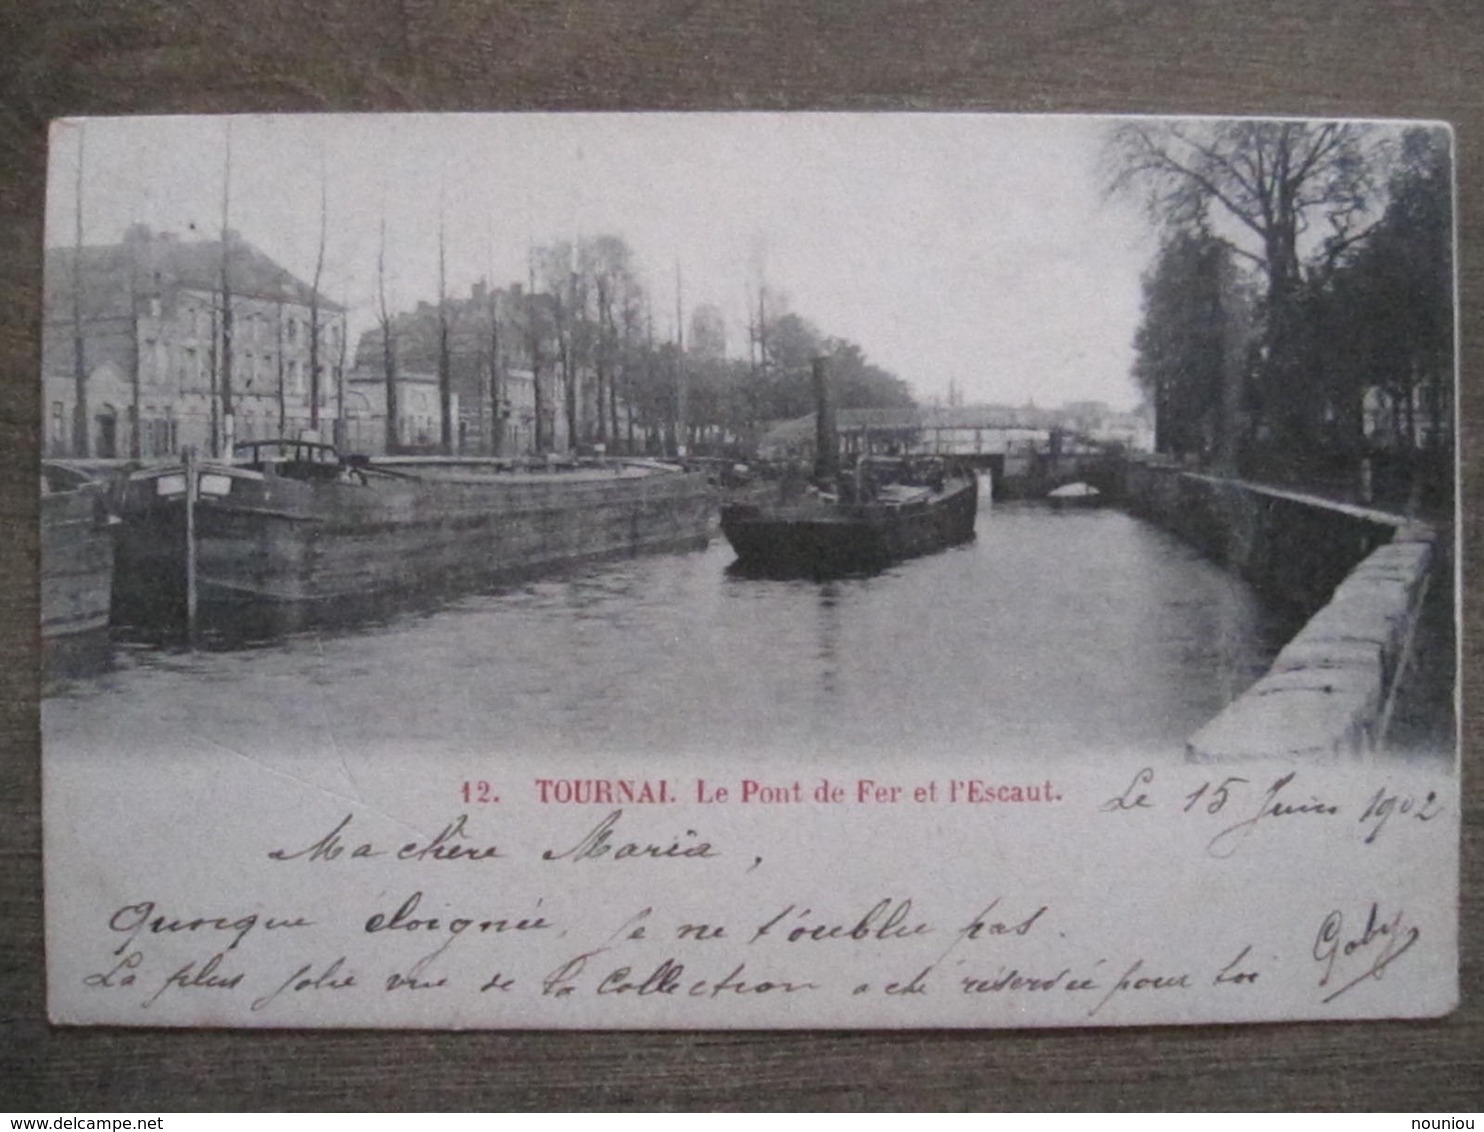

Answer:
[45,504,1306,767]
[816,581,841,696]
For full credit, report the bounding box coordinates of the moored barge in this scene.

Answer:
[41,462,115,649]
[113,439,714,623]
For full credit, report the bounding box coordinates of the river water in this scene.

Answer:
[43,502,1306,768]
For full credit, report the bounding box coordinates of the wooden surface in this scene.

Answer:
[2,0,1481,1112]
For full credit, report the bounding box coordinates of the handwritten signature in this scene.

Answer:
[1312,902,1420,1003]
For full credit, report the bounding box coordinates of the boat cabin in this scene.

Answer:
[854,454,947,498]
[234,439,357,483]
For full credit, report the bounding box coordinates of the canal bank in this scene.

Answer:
[1122,463,1452,763]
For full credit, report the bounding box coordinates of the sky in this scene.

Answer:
[46,113,1161,410]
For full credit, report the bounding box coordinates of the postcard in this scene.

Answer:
[41,113,1458,1028]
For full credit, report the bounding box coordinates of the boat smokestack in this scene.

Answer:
[813,356,838,484]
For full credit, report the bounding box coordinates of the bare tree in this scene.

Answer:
[594,272,611,447]
[749,282,771,438]
[377,216,399,455]
[617,281,644,454]
[436,193,454,454]
[586,235,639,448]
[275,292,287,435]
[674,261,686,456]
[208,302,220,456]
[643,298,658,453]
[218,121,235,457]
[486,284,503,456]
[308,154,327,433]
[606,278,626,447]
[535,241,581,452]
[70,124,88,457]
[556,278,576,451]
[526,249,546,453]
[127,247,141,460]
[335,300,349,449]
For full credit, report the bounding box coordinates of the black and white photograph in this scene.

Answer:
[38,112,1459,1031]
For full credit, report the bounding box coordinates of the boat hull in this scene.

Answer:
[113,461,715,622]
[721,475,977,576]
[42,471,114,641]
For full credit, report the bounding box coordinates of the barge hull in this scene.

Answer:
[722,477,977,576]
[115,466,715,617]
[42,480,114,639]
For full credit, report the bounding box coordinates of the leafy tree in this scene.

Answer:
[1108,119,1384,466]
[1130,229,1252,466]
[823,338,915,412]
[1312,126,1453,503]
[759,311,824,420]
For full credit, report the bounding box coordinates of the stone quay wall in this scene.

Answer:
[1123,463,1437,762]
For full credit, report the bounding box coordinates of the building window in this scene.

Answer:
[50,402,65,448]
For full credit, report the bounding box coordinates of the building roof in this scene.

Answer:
[44,227,344,318]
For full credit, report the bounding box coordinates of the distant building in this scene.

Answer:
[342,370,445,454]
[354,279,654,457]
[342,364,569,456]
[355,281,566,456]
[1058,400,1155,451]
[43,225,347,459]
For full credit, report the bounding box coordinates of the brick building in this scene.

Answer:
[341,364,568,457]
[43,225,346,459]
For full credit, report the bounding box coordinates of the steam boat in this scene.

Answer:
[721,454,977,576]
[720,356,977,576]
